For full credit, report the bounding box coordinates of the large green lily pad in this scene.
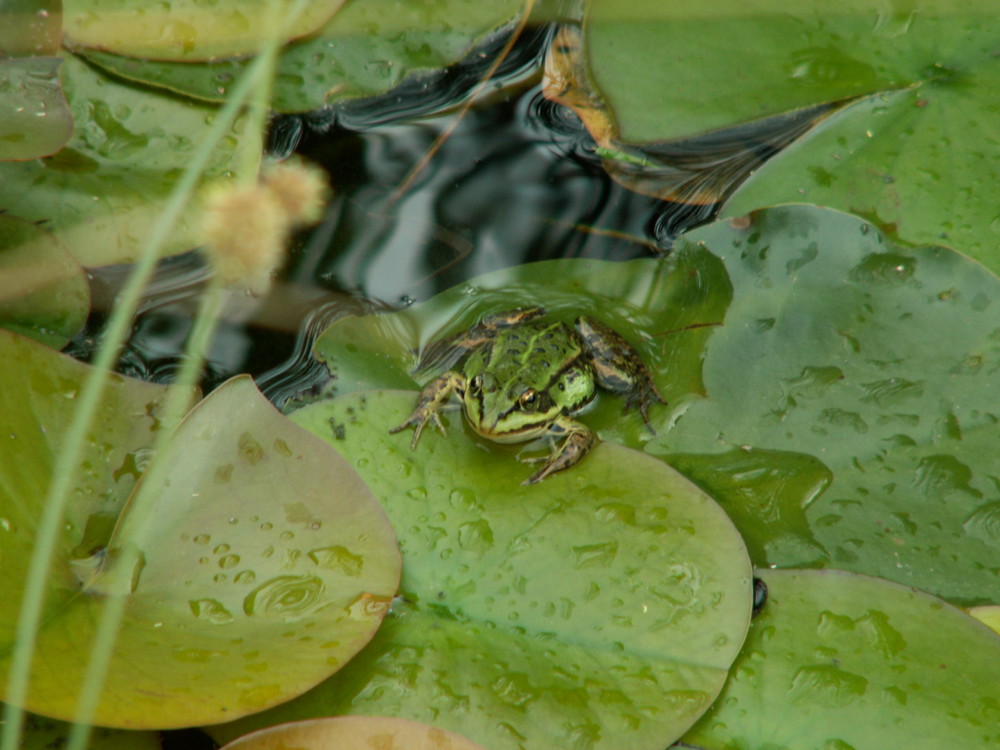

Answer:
[63,0,345,61]
[75,0,524,113]
[0,214,90,349]
[681,569,1000,748]
[0,332,400,728]
[209,389,754,750]
[656,205,1000,605]
[583,0,1000,274]
[0,51,261,267]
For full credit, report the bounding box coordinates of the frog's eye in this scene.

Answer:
[518,388,539,411]
[469,374,484,394]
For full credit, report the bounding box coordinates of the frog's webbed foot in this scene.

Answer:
[389,373,463,448]
[575,315,666,433]
[520,418,595,485]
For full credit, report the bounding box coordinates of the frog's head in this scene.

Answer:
[461,371,558,443]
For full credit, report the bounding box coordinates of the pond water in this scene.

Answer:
[66,23,719,404]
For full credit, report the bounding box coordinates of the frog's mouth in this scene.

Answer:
[471,420,550,444]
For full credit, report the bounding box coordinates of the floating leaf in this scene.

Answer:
[583,0,1000,274]
[0,0,62,58]
[0,214,90,348]
[15,707,160,750]
[221,716,488,750]
[0,51,261,267]
[681,569,1000,748]
[657,205,1000,604]
[0,57,73,161]
[63,0,346,61]
[75,0,524,113]
[209,389,753,750]
[0,332,400,728]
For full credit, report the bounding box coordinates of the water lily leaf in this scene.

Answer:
[74,0,524,113]
[969,605,1000,635]
[208,389,753,750]
[0,333,400,728]
[583,0,1000,275]
[0,0,62,58]
[0,51,261,267]
[655,205,1000,605]
[0,214,89,348]
[681,569,1000,749]
[63,0,345,61]
[0,57,73,161]
[721,65,1000,274]
[15,707,160,750]
[221,716,488,750]
[313,249,733,448]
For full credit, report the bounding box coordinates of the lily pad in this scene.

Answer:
[0,331,400,728]
[583,0,1000,275]
[0,214,90,348]
[209,389,753,750]
[0,57,73,161]
[63,0,346,61]
[75,0,524,113]
[655,205,1000,605]
[681,569,1000,749]
[0,51,261,267]
[0,0,62,58]
[221,716,488,750]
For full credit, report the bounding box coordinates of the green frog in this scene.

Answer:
[390,307,665,484]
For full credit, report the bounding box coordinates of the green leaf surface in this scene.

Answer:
[63,0,345,61]
[583,0,1000,275]
[0,214,89,348]
[657,205,1000,604]
[0,57,73,161]
[681,569,1000,749]
[0,332,400,728]
[209,389,753,750]
[221,716,488,750]
[75,0,523,113]
[0,51,261,267]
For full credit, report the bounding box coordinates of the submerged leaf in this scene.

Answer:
[0,57,73,161]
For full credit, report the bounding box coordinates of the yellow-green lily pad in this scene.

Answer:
[0,332,400,728]
[221,716,488,750]
[63,0,345,61]
[681,569,1000,748]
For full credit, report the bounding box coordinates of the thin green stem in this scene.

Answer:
[0,36,275,750]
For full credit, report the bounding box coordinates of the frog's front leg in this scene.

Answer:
[575,316,665,431]
[521,416,595,485]
[390,372,466,448]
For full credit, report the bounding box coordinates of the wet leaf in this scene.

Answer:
[968,605,1000,635]
[0,0,62,58]
[0,214,89,348]
[0,333,400,728]
[0,51,261,267]
[63,0,346,61]
[74,0,524,113]
[583,0,1000,275]
[0,57,73,161]
[221,716,487,750]
[209,390,753,750]
[681,569,1000,749]
[658,205,1000,605]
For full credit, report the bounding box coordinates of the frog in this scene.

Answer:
[390,307,665,484]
